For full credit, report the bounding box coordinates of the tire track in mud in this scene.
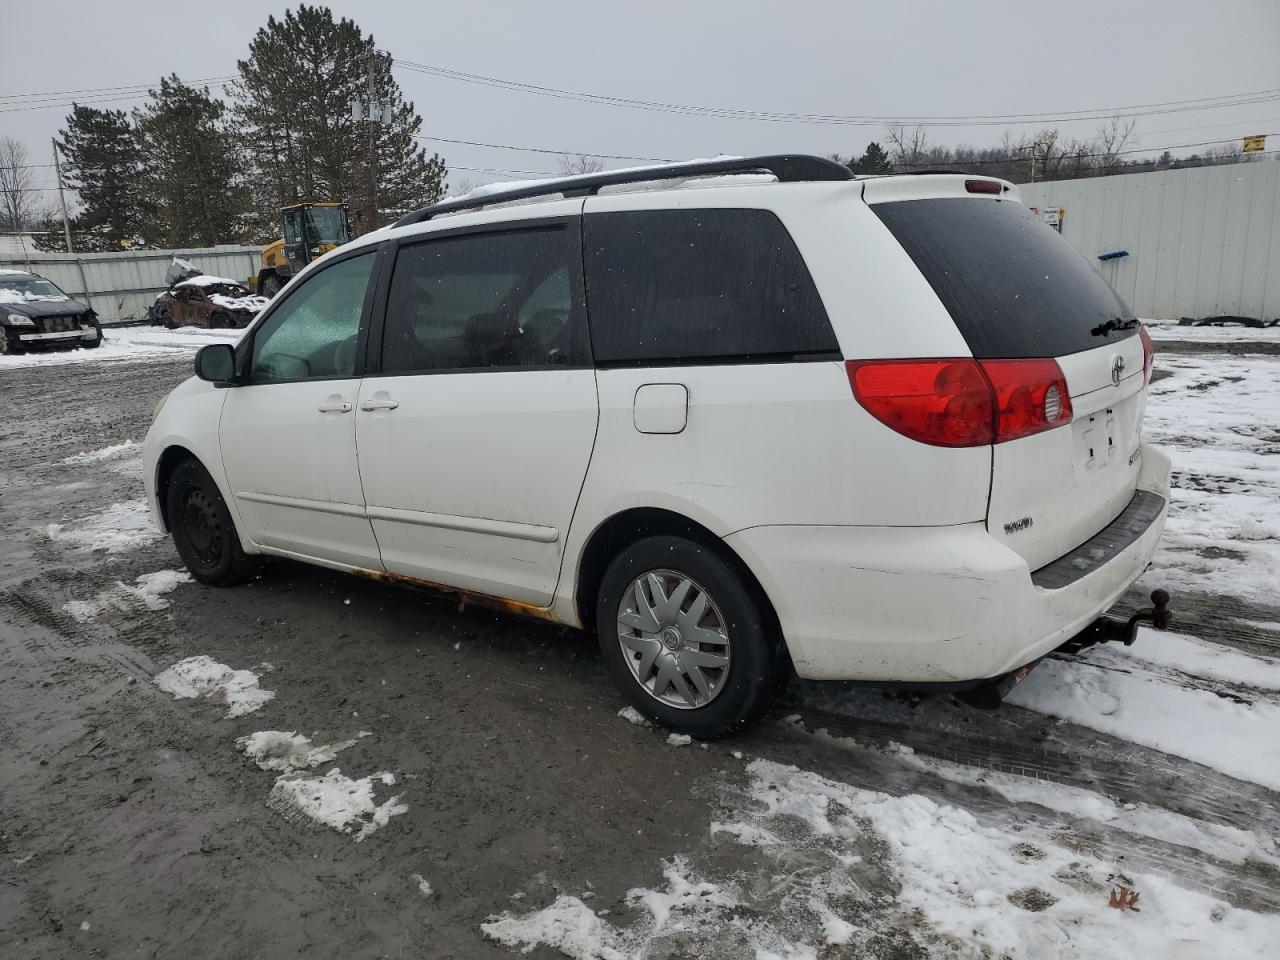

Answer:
[785,707,1280,839]
[751,716,1280,914]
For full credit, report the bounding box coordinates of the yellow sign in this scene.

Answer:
[1243,135,1266,153]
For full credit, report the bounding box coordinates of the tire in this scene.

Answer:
[261,274,284,298]
[166,457,258,586]
[596,535,785,738]
[82,329,102,349]
[0,328,22,355]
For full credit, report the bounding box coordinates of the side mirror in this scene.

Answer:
[194,343,236,383]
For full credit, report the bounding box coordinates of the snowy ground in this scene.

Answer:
[2,338,1277,959]
[1145,319,1280,344]
[0,323,242,370]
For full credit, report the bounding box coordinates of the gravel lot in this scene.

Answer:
[2,330,1279,959]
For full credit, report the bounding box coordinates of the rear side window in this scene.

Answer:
[382,226,588,372]
[584,209,839,365]
[873,198,1135,359]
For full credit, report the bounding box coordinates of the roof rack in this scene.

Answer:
[393,154,854,227]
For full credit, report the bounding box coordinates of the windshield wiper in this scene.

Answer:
[1091,317,1139,337]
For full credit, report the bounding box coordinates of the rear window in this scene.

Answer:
[873,197,1136,359]
[583,209,839,365]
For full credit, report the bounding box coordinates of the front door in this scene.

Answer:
[220,250,383,569]
[355,216,598,606]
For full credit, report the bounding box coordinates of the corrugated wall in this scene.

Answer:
[1019,159,1280,321]
[0,246,260,324]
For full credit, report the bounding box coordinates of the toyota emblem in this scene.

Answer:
[1111,355,1126,384]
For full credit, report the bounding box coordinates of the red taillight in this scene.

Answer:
[846,358,1072,447]
[979,359,1074,442]
[1139,325,1154,382]
[965,179,1002,194]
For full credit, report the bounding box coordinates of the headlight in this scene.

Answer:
[6,313,34,326]
[151,393,169,425]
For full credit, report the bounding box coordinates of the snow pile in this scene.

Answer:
[1144,318,1280,344]
[59,440,138,464]
[617,706,649,727]
[46,499,163,554]
[665,733,692,747]
[483,858,739,960]
[64,570,191,623]
[267,768,407,842]
[153,655,276,718]
[411,873,433,898]
[236,730,360,773]
[1009,630,1280,790]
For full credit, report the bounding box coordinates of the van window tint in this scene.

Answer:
[382,227,586,372]
[873,198,1137,359]
[583,209,839,364]
[249,252,374,383]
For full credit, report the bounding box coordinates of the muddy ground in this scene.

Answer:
[2,351,1278,959]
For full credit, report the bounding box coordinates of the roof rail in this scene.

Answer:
[393,154,854,228]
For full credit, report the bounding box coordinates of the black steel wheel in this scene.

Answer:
[166,457,258,585]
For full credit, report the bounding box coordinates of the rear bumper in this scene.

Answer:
[726,443,1171,683]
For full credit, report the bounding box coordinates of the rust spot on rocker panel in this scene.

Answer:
[350,567,562,623]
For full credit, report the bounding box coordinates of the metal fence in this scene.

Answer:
[1020,159,1280,322]
[0,246,260,324]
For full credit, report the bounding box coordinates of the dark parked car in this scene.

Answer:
[0,270,102,354]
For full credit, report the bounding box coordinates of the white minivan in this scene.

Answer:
[143,155,1170,737]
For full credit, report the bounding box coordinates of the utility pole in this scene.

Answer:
[52,139,73,253]
[51,138,93,309]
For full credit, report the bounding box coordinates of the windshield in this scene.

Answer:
[0,277,72,303]
[304,206,350,245]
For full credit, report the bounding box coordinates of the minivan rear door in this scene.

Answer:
[869,185,1149,571]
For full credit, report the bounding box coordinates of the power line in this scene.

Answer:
[413,134,670,163]
[392,59,1280,128]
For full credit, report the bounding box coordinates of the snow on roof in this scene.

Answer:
[175,274,245,289]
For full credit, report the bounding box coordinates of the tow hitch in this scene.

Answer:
[958,589,1172,709]
[1060,589,1172,654]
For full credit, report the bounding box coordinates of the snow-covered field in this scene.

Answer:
[0,324,243,369]
[1145,319,1280,344]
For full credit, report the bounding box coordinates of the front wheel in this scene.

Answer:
[596,535,786,738]
[0,328,22,355]
[166,457,258,585]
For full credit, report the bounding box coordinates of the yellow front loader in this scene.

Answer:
[257,202,352,297]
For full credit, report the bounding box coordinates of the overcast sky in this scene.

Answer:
[3,0,1279,203]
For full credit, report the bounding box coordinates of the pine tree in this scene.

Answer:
[850,142,893,176]
[230,4,446,235]
[134,76,245,247]
[52,107,145,251]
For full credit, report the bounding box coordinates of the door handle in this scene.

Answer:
[359,398,399,411]
[317,399,353,414]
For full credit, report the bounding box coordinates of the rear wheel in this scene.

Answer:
[166,457,258,585]
[596,535,785,738]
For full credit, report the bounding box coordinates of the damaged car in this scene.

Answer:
[150,274,270,330]
[0,269,102,354]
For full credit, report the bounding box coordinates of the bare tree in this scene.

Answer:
[558,153,605,176]
[0,137,40,231]
[1095,115,1137,173]
[885,126,930,170]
